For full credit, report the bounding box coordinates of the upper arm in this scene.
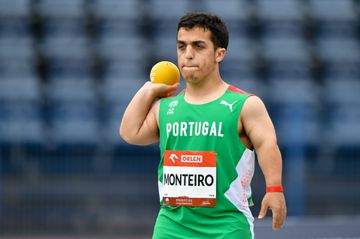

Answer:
[134,100,161,145]
[120,99,160,146]
[240,96,277,150]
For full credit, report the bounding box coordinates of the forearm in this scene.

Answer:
[256,141,283,187]
[120,83,157,144]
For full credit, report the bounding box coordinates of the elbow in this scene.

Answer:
[120,130,136,145]
[119,125,133,144]
[255,139,279,153]
[119,125,143,145]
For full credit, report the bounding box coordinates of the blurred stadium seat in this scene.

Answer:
[97,35,146,63]
[90,0,141,37]
[256,0,305,37]
[101,76,144,146]
[269,78,320,147]
[46,78,99,146]
[0,0,31,37]
[0,78,40,102]
[91,0,138,21]
[224,36,256,64]
[261,35,311,79]
[204,0,250,36]
[0,35,34,60]
[0,0,30,18]
[0,59,37,78]
[153,35,178,63]
[0,113,44,144]
[149,0,193,37]
[316,36,360,78]
[46,77,97,103]
[41,34,91,78]
[41,35,89,61]
[36,0,85,19]
[323,78,360,147]
[205,0,249,20]
[0,78,44,145]
[35,0,86,36]
[49,102,99,145]
[307,0,357,38]
[221,35,258,91]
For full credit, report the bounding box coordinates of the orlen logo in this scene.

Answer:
[169,153,179,163]
[181,155,203,163]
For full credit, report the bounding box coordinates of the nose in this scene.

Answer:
[185,45,194,59]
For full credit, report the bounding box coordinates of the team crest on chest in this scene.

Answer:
[167,100,178,115]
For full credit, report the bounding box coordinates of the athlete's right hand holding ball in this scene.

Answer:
[147,61,181,98]
[143,81,180,99]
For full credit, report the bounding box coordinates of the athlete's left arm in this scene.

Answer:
[240,96,287,230]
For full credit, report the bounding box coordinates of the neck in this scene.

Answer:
[184,72,229,104]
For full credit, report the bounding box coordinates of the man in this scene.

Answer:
[120,12,286,239]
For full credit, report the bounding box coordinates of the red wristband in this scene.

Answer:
[266,186,284,193]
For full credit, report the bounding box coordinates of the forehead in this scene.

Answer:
[177,27,212,43]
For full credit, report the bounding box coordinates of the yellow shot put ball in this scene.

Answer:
[150,61,180,85]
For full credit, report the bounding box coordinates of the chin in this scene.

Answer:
[185,77,200,84]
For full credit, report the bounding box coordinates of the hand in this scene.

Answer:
[144,81,180,98]
[258,192,287,230]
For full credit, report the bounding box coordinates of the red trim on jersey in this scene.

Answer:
[228,85,255,96]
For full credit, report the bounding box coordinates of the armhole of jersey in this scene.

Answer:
[158,99,164,131]
[228,84,257,120]
[238,94,257,117]
[229,86,257,151]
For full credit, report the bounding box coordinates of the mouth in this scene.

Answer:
[182,65,198,70]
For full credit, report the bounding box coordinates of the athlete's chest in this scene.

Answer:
[163,97,239,122]
[161,98,240,139]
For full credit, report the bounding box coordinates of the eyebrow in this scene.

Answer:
[177,40,206,45]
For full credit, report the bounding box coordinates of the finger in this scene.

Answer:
[272,209,282,230]
[258,202,268,219]
[277,206,287,229]
[168,83,180,90]
[151,81,179,89]
[154,83,179,97]
[166,91,176,97]
[273,205,287,230]
[166,88,180,97]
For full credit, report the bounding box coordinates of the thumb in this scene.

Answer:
[258,201,268,219]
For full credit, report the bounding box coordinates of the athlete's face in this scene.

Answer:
[177,27,226,84]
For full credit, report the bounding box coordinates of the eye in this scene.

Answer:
[195,43,204,49]
[177,44,185,50]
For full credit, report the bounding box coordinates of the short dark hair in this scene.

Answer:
[177,12,229,50]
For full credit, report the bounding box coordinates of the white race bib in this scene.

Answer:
[162,150,217,207]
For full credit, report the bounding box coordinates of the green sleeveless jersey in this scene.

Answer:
[153,85,255,239]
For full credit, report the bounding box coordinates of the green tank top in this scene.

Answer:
[153,85,255,239]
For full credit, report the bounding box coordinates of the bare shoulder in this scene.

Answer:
[241,95,268,119]
[240,95,277,146]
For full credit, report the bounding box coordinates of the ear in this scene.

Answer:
[215,48,226,63]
